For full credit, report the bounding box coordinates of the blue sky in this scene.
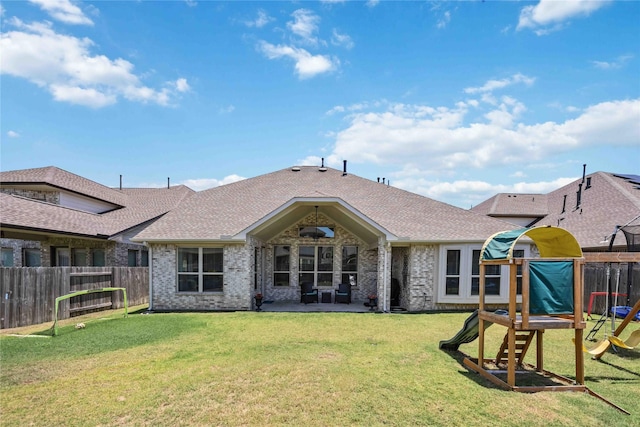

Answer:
[1,0,638,208]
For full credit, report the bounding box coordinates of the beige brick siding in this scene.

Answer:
[149,212,386,311]
[406,245,437,311]
[150,243,252,311]
[264,212,379,303]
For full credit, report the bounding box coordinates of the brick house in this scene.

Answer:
[0,166,194,267]
[133,164,524,312]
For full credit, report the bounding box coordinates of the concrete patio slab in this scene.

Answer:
[256,300,376,313]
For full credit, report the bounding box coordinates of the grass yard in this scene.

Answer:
[1,306,639,426]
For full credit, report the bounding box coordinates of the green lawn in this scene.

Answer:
[1,307,638,426]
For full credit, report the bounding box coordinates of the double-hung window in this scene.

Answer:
[177,248,223,293]
[471,250,500,296]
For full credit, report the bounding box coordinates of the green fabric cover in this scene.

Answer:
[529,261,574,314]
[481,229,528,260]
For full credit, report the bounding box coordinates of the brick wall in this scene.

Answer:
[264,212,379,303]
[148,212,385,311]
[0,236,147,267]
[149,243,252,311]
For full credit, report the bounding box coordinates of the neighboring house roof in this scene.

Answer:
[134,166,517,244]
[0,192,105,238]
[534,172,640,250]
[471,193,548,218]
[0,166,128,207]
[1,166,195,240]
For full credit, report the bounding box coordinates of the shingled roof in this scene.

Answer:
[1,167,195,239]
[134,166,516,243]
[0,166,128,207]
[471,193,548,218]
[534,172,640,250]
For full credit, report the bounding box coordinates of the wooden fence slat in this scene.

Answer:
[0,267,148,329]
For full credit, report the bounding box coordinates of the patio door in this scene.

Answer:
[299,246,333,287]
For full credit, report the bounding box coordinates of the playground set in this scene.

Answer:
[440,225,639,414]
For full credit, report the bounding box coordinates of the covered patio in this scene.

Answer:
[256,300,376,313]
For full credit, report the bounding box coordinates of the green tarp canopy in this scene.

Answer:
[480,226,583,261]
[480,226,582,315]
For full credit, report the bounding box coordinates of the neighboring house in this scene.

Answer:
[0,166,194,268]
[133,164,527,313]
[472,171,640,252]
[470,193,548,227]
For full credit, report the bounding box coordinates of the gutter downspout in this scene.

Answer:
[383,242,390,313]
[146,243,153,311]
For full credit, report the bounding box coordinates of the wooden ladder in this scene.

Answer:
[496,331,535,365]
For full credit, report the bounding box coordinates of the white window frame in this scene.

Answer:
[437,244,528,304]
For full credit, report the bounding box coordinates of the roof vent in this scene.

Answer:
[292,167,301,172]
[319,157,327,172]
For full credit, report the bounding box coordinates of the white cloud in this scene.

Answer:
[517,0,610,34]
[174,78,190,92]
[464,73,535,94]
[324,94,640,176]
[28,0,94,26]
[436,11,451,29]
[257,41,337,79]
[0,18,188,108]
[331,29,354,49]
[393,175,576,208]
[50,84,117,108]
[287,9,321,46]
[245,9,274,28]
[366,0,380,8]
[591,54,633,70]
[7,130,20,138]
[180,174,246,191]
[184,0,197,7]
[298,156,324,166]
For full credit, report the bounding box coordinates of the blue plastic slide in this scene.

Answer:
[439,309,508,351]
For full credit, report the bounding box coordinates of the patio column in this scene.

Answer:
[377,237,391,312]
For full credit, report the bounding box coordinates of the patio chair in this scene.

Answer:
[300,282,318,304]
[334,283,351,304]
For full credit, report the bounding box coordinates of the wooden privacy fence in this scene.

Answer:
[0,267,148,329]
[583,262,640,317]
